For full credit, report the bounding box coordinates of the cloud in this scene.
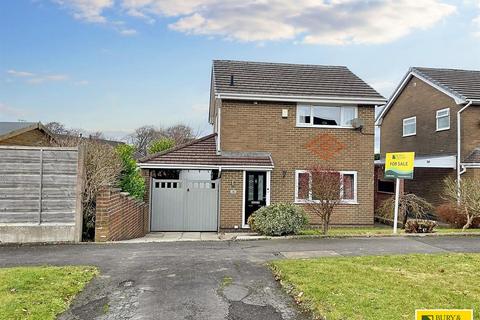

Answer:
[0,102,26,119]
[472,1,480,37]
[6,69,71,85]
[120,0,456,45]
[119,28,138,35]
[54,0,114,23]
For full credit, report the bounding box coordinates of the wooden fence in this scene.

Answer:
[0,146,85,242]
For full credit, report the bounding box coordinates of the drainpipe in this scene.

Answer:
[457,101,473,200]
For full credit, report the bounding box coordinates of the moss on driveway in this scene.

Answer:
[271,253,480,320]
[0,266,97,320]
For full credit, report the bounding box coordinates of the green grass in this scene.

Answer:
[271,253,480,320]
[0,266,97,320]
[299,226,480,236]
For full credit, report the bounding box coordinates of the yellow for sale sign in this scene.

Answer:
[415,309,473,320]
[385,152,415,179]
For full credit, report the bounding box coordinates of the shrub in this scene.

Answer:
[404,219,437,233]
[116,145,145,200]
[376,193,434,228]
[147,137,175,155]
[436,203,480,228]
[248,203,309,236]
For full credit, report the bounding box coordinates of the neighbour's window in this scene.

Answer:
[295,170,357,203]
[377,180,394,193]
[436,108,450,131]
[402,116,416,137]
[297,105,357,127]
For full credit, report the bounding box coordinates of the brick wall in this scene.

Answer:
[95,186,148,242]
[220,171,244,229]
[219,100,375,227]
[461,106,480,160]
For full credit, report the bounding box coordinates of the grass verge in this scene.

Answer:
[0,266,97,320]
[299,226,480,236]
[271,253,480,320]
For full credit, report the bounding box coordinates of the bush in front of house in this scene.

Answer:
[248,203,309,236]
[404,219,437,233]
[436,203,480,229]
[116,144,145,200]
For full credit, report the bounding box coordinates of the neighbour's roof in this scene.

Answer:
[376,67,480,125]
[0,122,54,142]
[464,147,480,164]
[413,67,480,102]
[212,60,385,101]
[139,134,274,168]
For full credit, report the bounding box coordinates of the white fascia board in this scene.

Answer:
[376,71,467,126]
[216,93,386,105]
[138,163,273,171]
[414,155,457,168]
[461,163,480,168]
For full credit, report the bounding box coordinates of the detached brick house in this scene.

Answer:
[376,67,480,206]
[139,60,386,232]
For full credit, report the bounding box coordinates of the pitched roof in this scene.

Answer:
[413,67,480,102]
[0,122,54,142]
[464,147,480,164]
[376,67,480,125]
[139,134,274,168]
[212,60,385,101]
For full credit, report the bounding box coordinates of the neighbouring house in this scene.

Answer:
[138,60,386,232]
[0,122,55,146]
[376,67,480,207]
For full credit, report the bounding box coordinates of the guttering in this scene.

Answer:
[215,92,386,105]
[457,100,473,198]
[138,163,274,171]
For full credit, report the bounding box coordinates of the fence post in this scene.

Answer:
[38,148,43,225]
[74,145,86,242]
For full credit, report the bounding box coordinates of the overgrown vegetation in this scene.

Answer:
[0,266,97,320]
[54,134,122,240]
[248,203,308,236]
[404,219,437,233]
[376,193,434,228]
[116,144,145,200]
[443,176,480,231]
[271,254,480,320]
[147,137,175,155]
[436,203,480,228]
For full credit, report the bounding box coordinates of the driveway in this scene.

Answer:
[1,236,480,320]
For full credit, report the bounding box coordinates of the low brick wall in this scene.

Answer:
[95,186,148,242]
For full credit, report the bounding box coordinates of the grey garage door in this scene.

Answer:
[151,179,218,231]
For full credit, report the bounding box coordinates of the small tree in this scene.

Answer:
[147,137,175,155]
[116,145,145,200]
[376,193,433,228]
[443,176,480,231]
[299,166,341,235]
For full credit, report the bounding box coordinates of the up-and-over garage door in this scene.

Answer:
[151,179,218,231]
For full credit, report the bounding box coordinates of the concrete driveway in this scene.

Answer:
[1,236,480,320]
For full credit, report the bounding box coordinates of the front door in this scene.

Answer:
[244,171,267,226]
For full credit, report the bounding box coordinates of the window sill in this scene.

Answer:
[436,127,450,132]
[294,200,359,205]
[402,133,416,137]
[296,124,354,129]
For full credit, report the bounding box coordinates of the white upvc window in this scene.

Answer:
[294,170,357,204]
[436,108,450,131]
[296,105,358,128]
[402,116,416,137]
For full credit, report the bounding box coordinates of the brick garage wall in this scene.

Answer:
[404,168,455,207]
[95,186,148,242]
[219,100,375,228]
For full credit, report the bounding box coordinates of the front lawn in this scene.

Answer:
[0,266,97,320]
[271,253,480,320]
[299,226,480,236]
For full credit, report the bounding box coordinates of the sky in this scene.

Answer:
[1,0,480,143]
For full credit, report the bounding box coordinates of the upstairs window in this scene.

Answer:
[402,116,416,137]
[436,108,450,131]
[297,105,357,128]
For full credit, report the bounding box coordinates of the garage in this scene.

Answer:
[150,177,219,231]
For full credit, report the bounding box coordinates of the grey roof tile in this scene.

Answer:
[464,147,480,163]
[212,60,385,101]
[413,67,480,101]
